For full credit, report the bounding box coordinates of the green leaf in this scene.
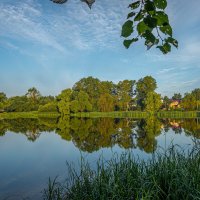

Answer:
[154,0,167,10]
[134,10,144,21]
[160,25,172,36]
[129,1,140,9]
[145,0,155,12]
[143,15,157,28]
[137,21,152,35]
[145,40,154,50]
[154,11,169,26]
[165,37,178,48]
[142,30,156,43]
[121,20,133,38]
[123,38,139,48]
[127,12,135,19]
[157,42,171,54]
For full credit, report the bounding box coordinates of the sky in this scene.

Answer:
[0,0,200,97]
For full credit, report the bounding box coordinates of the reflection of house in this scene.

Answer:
[169,100,181,109]
[169,121,180,128]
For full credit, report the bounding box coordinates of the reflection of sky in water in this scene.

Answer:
[0,119,199,200]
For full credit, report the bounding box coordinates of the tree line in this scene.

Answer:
[0,76,200,114]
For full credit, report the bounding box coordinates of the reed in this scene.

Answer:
[43,145,200,200]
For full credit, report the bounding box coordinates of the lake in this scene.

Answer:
[0,117,199,200]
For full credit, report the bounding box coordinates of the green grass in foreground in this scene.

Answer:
[43,146,200,200]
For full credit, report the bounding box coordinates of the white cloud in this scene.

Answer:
[0,0,131,52]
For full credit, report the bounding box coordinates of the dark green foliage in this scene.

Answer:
[43,147,200,200]
[122,0,178,54]
[0,92,7,110]
[121,20,133,37]
[136,76,157,110]
[144,91,162,112]
[38,102,58,112]
[57,89,72,115]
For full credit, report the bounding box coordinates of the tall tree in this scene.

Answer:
[191,88,200,110]
[117,80,136,111]
[72,76,100,111]
[0,92,7,110]
[26,87,41,103]
[163,95,170,110]
[144,91,162,112]
[136,76,157,110]
[181,93,196,111]
[76,91,92,112]
[57,89,72,115]
[98,93,114,112]
[172,93,182,100]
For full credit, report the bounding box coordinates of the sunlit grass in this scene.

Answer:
[157,111,199,118]
[71,111,148,118]
[0,112,60,119]
[43,145,200,200]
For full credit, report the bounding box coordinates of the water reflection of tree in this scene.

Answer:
[2,117,199,153]
[0,118,57,141]
[136,117,162,153]
[181,119,200,139]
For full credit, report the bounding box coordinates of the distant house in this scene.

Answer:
[169,100,181,109]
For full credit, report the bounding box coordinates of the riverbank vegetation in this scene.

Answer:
[43,145,200,200]
[0,76,200,116]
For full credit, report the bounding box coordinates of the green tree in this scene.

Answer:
[172,93,182,100]
[0,92,7,110]
[98,93,114,112]
[76,91,92,112]
[117,80,136,111]
[26,87,41,103]
[99,81,117,96]
[70,100,80,113]
[136,76,157,110]
[57,89,72,115]
[144,91,162,112]
[162,95,170,110]
[38,102,58,112]
[5,96,39,112]
[191,88,200,110]
[72,77,100,111]
[181,93,196,111]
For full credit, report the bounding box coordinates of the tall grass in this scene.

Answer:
[43,145,200,200]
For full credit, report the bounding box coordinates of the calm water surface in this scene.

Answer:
[0,117,199,199]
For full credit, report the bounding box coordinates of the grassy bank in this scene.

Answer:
[43,146,200,200]
[71,111,148,118]
[0,111,199,120]
[157,111,200,118]
[0,112,60,119]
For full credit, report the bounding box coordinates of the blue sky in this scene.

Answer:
[0,0,199,97]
